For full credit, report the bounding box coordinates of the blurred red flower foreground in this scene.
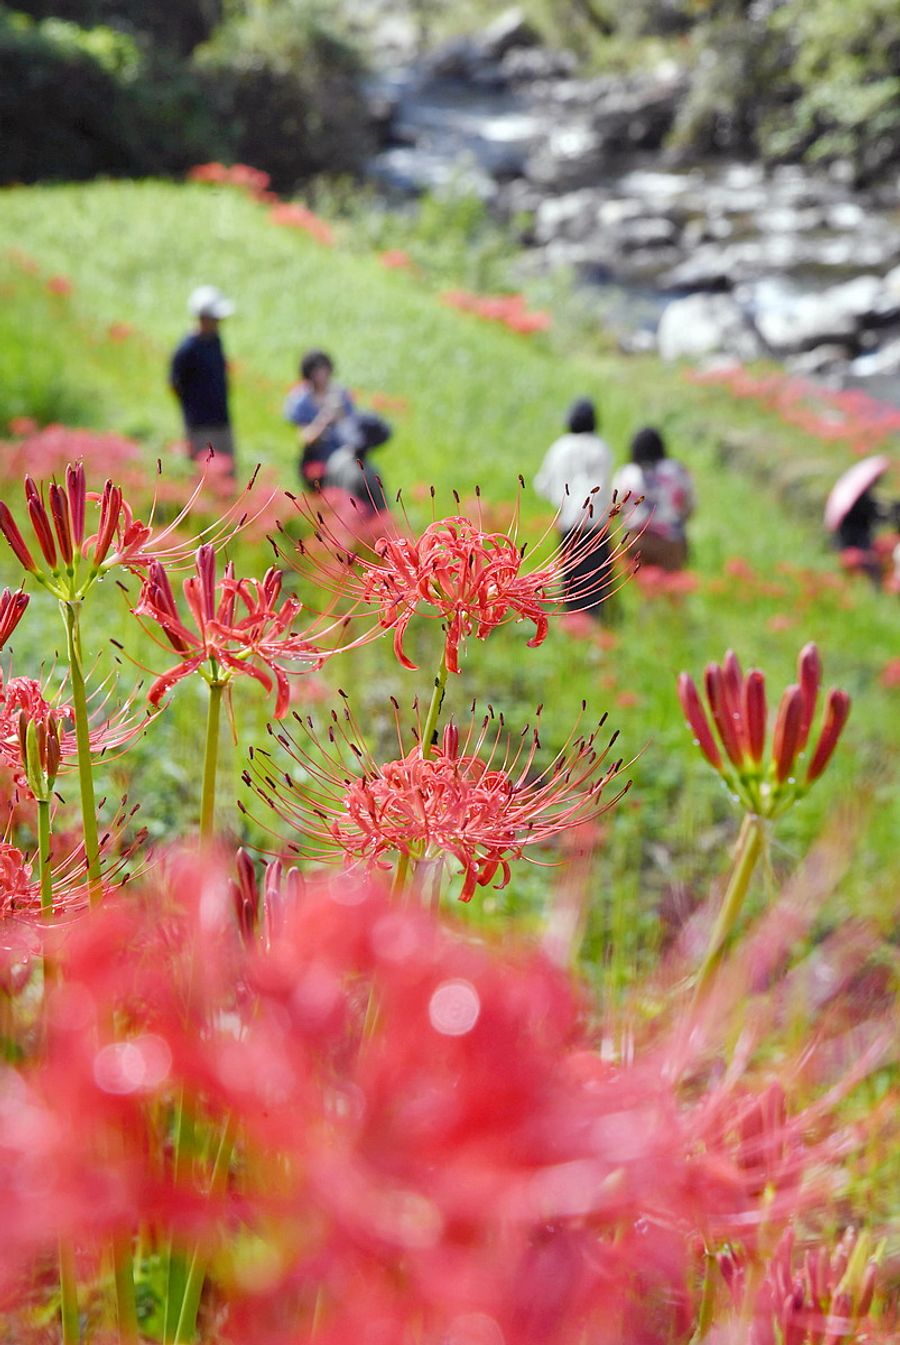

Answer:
[0,852,889,1345]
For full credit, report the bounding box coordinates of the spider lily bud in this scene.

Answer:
[704,663,744,768]
[677,673,721,770]
[19,710,62,801]
[796,641,821,750]
[66,462,86,546]
[48,481,74,567]
[806,689,851,783]
[742,669,766,765]
[231,847,259,940]
[0,588,29,648]
[25,480,57,569]
[772,684,804,784]
[91,480,123,567]
[679,643,849,818]
[196,543,217,623]
[0,503,37,573]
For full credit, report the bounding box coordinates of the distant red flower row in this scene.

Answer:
[441,289,552,335]
[686,363,900,454]
[187,162,335,246]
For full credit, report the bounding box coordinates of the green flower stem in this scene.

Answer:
[60,600,102,906]
[58,1241,80,1345]
[200,676,224,839]
[694,813,765,1002]
[691,1250,718,1344]
[420,653,448,761]
[174,1114,238,1343]
[165,675,225,1339]
[37,798,53,919]
[112,1237,138,1344]
[163,1101,196,1342]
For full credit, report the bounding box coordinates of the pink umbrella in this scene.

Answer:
[824,455,891,532]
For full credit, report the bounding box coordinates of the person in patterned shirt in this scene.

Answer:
[613,427,695,572]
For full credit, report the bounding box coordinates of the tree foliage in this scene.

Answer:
[0,0,368,188]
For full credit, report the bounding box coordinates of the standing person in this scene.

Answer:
[284,350,355,487]
[534,397,614,618]
[169,286,236,476]
[613,427,694,572]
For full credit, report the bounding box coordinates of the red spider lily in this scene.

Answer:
[0,587,29,649]
[227,848,303,946]
[0,804,145,922]
[106,321,133,343]
[719,1226,882,1345]
[440,289,551,335]
[678,644,851,816]
[686,363,900,452]
[268,201,334,245]
[7,415,38,436]
[45,274,73,296]
[0,424,141,485]
[133,547,329,716]
[0,460,279,596]
[879,657,900,689]
[245,702,628,899]
[287,509,627,674]
[634,564,699,600]
[378,249,416,272]
[188,161,271,199]
[0,670,146,800]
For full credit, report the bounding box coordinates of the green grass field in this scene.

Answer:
[0,179,897,971]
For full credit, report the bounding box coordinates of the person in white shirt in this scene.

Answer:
[534,398,614,617]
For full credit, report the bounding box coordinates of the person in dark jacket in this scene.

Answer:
[170,285,236,475]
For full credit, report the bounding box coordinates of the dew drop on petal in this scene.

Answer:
[428,979,480,1037]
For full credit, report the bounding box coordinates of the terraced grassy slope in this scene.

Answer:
[0,179,896,969]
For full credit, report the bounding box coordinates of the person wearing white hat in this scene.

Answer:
[169,285,237,476]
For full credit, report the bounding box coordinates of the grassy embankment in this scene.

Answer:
[0,179,896,980]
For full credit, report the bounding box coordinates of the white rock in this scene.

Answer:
[657,294,764,362]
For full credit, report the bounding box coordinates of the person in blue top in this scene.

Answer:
[284,349,355,486]
[170,285,236,477]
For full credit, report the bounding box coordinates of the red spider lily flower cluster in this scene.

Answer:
[188,161,272,198]
[0,423,140,486]
[268,200,335,245]
[0,859,887,1345]
[246,705,628,900]
[378,248,416,271]
[45,274,73,297]
[686,364,900,455]
[0,463,149,596]
[0,672,70,796]
[0,459,278,597]
[441,289,552,335]
[634,564,699,600]
[719,1226,881,1345]
[678,644,851,816]
[0,805,144,922]
[293,513,622,674]
[0,669,143,802]
[134,546,328,715]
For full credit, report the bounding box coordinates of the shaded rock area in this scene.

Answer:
[364,7,900,404]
